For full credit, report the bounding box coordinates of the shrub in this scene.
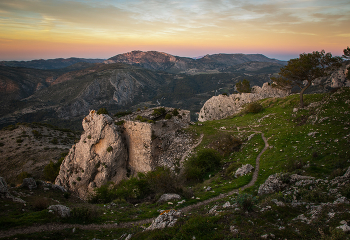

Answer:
[97,108,108,115]
[89,183,117,203]
[106,146,113,152]
[0,142,4,147]
[32,197,50,211]
[17,172,32,183]
[43,157,64,182]
[145,167,182,196]
[244,102,263,113]
[236,193,258,212]
[87,135,91,139]
[209,134,242,156]
[115,120,125,126]
[16,139,23,143]
[172,108,179,116]
[165,113,172,119]
[137,108,141,111]
[222,93,228,96]
[50,138,58,144]
[69,206,100,224]
[284,158,305,173]
[114,110,132,118]
[225,161,241,177]
[152,107,166,116]
[184,149,221,183]
[32,130,42,138]
[135,115,148,122]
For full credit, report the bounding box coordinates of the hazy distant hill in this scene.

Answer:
[0,57,105,70]
[107,51,287,73]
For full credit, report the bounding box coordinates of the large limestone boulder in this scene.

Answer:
[55,110,128,200]
[198,82,290,122]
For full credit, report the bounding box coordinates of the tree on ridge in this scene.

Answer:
[271,50,342,108]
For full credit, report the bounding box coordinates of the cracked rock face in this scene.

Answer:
[55,110,128,200]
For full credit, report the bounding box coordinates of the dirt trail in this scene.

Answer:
[0,133,269,238]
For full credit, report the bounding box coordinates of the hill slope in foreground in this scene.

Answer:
[1,88,350,240]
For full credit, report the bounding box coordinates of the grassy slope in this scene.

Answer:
[2,88,350,240]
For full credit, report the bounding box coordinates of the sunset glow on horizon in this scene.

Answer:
[1,0,349,61]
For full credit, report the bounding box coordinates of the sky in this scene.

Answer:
[0,0,349,61]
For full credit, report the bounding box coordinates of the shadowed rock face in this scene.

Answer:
[55,107,193,200]
[55,110,128,200]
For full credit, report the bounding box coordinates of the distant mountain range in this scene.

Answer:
[0,51,288,130]
[0,58,105,70]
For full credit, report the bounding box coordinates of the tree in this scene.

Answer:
[343,46,350,59]
[236,79,251,93]
[271,50,342,108]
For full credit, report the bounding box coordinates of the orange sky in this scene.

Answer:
[1,0,349,61]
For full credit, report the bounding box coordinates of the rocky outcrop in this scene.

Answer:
[198,82,290,121]
[234,164,254,178]
[48,205,71,218]
[56,108,192,200]
[55,110,128,200]
[314,61,350,89]
[20,178,37,190]
[146,209,182,230]
[157,193,182,204]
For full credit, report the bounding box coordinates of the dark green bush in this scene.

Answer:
[300,188,332,203]
[135,115,148,122]
[106,146,113,152]
[145,167,182,196]
[50,138,58,144]
[89,182,117,203]
[32,130,42,138]
[43,157,64,182]
[97,108,108,115]
[236,193,258,212]
[172,108,179,116]
[32,197,50,211]
[0,142,4,147]
[152,107,166,116]
[115,120,125,126]
[16,139,23,143]
[68,206,100,224]
[209,134,242,156]
[16,172,32,183]
[284,158,305,173]
[225,161,241,177]
[184,149,221,183]
[244,102,263,113]
[165,113,172,119]
[114,110,132,118]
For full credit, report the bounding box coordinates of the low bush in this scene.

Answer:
[225,161,241,177]
[68,206,100,224]
[135,115,149,122]
[236,193,258,212]
[106,146,113,152]
[172,108,179,116]
[43,157,65,182]
[244,102,263,114]
[32,197,50,211]
[209,134,242,156]
[97,108,108,115]
[183,149,221,183]
[50,138,58,144]
[115,120,125,126]
[152,107,166,116]
[165,113,172,119]
[114,110,132,118]
[16,171,32,183]
[284,158,305,173]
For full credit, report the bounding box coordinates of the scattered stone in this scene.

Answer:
[222,201,231,208]
[20,178,37,190]
[208,205,218,214]
[0,177,8,195]
[177,200,186,205]
[146,209,182,230]
[333,196,349,204]
[307,132,318,137]
[47,205,70,218]
[205,186,212,192]
[337,222,350,232]
[234,164,254,178]
[157,193,181,204]
[230,225,239,234]
[293,108,298,112]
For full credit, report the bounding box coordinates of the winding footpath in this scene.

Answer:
[0,133,269,238]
